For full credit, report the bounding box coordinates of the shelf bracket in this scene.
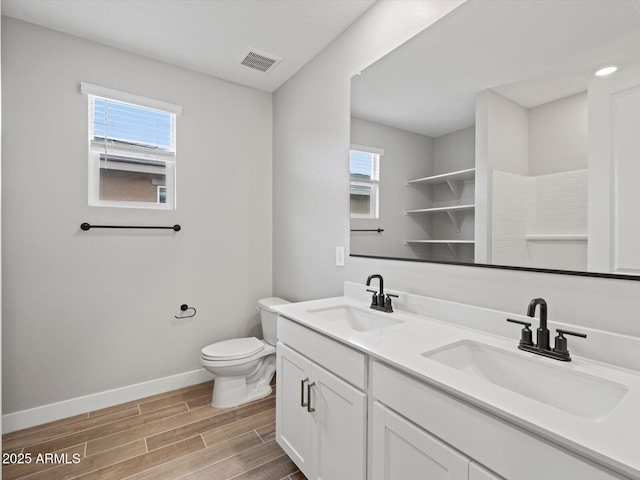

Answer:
[445,210,462,232]
[446,179,463,203]
[445,242,459,258]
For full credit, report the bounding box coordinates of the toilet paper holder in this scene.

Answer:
[175,304,196,319]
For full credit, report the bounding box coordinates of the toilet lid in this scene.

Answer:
[201,337,265,360]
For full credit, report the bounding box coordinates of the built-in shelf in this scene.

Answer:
[526,234,588,241]
[406,240,475,244]
[406,239,475,258]
[406,168,475,200]
[406,204,474,232]
[405,167,475,260]
[406,205,475,215]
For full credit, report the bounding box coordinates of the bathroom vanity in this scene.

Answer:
[274,284,640,480]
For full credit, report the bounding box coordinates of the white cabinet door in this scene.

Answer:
[277,343,367,480]
[469,462,504,480]
[372,402,469,480]
[276,342,312,477]
[310,363,367,480]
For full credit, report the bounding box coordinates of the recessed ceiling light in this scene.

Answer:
[595,66,618,77]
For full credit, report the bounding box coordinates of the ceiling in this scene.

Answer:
[351,0,640,138]
[2,0,377,93]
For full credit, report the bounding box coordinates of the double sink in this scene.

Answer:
[306,304,629,420]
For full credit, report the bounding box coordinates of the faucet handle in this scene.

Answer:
[556,328,587,338]
[366,289,379,307]
[383,293,398,312]
[553,328,587,360]
[506,318,533,347]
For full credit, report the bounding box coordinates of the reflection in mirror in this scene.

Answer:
[350,0,640,277]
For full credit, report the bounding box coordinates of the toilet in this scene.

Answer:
[201,297,289,408]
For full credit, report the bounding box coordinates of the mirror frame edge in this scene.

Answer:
[350,254,640,282]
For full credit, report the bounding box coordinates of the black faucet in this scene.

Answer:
[507,298,586,362]
[528,298,550,351]
[365,274,397,313]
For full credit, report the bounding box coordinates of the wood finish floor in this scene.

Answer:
[2,380,307,480]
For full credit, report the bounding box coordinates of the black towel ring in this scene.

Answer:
[175,304,196,319]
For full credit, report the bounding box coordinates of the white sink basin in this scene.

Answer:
[422,340,629,420]
[308,305,403,332]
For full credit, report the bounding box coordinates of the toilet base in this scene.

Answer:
[210,355,276,408]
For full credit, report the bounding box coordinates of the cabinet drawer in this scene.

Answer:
[373,362,624,480]
[278,316,367,389]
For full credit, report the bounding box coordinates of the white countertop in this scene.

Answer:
[274,295,640,480]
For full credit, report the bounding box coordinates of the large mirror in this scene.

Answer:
[350,0,640,278]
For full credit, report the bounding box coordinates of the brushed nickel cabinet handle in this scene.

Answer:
[300,377,309,407]
[307,382,316,413]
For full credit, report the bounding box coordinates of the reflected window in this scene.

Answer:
[350,147,381,218]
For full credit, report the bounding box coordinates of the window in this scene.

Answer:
[350,145,382,218]
[81,83,182,209]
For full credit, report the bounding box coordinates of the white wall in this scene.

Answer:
[2,17,273,415]
[273,1,640,340]
[485,90,529,175]
[492,170,588,270]
[528,92,587,176]
[350,116,433,259]
[491,171,529,266]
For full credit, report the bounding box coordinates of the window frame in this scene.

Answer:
[349,144,383,219]
[81,83,182,210]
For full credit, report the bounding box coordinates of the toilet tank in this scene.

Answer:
[258,297,290,346]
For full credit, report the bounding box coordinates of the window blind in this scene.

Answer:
[350,150,380,181]
[88,96,176,161]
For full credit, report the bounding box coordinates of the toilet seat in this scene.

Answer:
[201,337,265,361]
[201,341,275,368]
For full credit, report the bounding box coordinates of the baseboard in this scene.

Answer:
[2,368,214,434]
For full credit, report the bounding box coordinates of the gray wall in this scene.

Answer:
[2,17,273,413]
[273,2,640,339]
[433,125,475,175]
[350,116,433,259]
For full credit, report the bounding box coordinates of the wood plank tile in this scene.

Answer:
[289,471,308,480]
[147,396,274,452]
[2,414,89,444]
[19,440,146,480]
[86,403,227,456]
[176,440,285,480]
[126,431,264,480]
[233,396,276,420]
[256,422,276,444]
[139,385,213,414]
[145,409,241,451]
[185,395,212,411]
[88,381,214,418]
[2,381,293,480]
[201,409,275,448]
[3,406,139,453]
[2,443,85,480]
[230,454,298,480]
[74,436,205,480]
[28,403,188,456]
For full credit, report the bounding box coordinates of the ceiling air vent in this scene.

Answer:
[238,48,282,73]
